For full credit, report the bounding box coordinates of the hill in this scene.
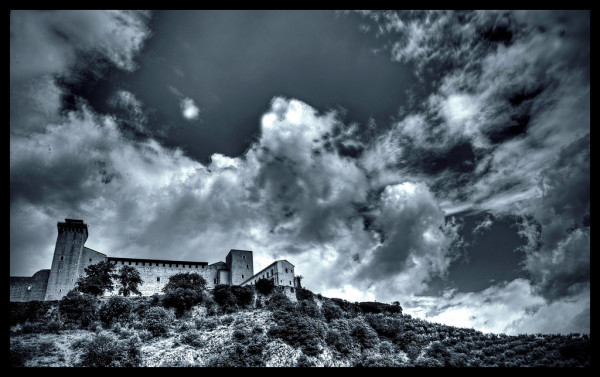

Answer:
[9,286,591,367]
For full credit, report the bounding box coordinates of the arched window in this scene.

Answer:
[242,274,244,279]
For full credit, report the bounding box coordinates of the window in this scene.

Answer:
[280,280,282,283]
[246,264,249,269]
[163,263,166,267]
[195,265,198,268]
[291,288,294,293]
[60,256,64,261]
[242,274,244,279]
[202,265,205,269]
[27,285,31,291]
[214,278,217,284]
[157,277,160,282]
[169,264,172,267]
[285,268,288,273]
[59,289,62,293]
[289,281,292,285]
[242,255,245,260]
[89,258,92,262]
[142,262,145,266]
[129,261,131,265]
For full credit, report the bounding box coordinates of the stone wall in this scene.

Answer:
[9,270,50,302]
[226,249,253,285]
[44,220,89,301]
[107,258,223,296]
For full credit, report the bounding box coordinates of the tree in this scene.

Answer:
[162,272,207,293]
[116,265,143,297]
[75,261,116,296]
[255,277,275,295]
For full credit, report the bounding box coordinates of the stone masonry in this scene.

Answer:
[10,219,298,302]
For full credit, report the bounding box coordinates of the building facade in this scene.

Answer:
[10,219,297,302]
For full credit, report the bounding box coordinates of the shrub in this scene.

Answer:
[162,272,207,293]
[99,296,133,326]
[59,290,99,328]
[325,328,353,354]
[296,287,314,301]
[9,301,54,326]
[266,290,296,312]
[77,331,141,367]
[365,313,404,339]
[143,306,173,337]
[195,317,218,331]
[299,300,322,319]
[349,318,379,351]
[231,285,254,307]
[255,277,275,295]
[213,285,239,313]
[163,287,203,318]
[358,301,402,314]
[321,299,344,322]
[269,308,327,356]
[181,329,205,347]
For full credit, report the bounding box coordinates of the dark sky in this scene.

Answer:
[10,10,589,335]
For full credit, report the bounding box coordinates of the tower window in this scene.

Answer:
[285,268,288,273]
[242,274,244,279]
[157,277,160,282]
[246,264,249,269]
[89,258,92,262]
[60,256,64,261]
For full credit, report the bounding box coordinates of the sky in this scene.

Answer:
[10,10,589,335]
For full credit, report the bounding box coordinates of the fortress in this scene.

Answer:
[10,219,298,302]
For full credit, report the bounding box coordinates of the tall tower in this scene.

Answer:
[44,219,88,300]
[226,249,253,285]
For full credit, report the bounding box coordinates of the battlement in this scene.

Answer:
[57,219,88,238]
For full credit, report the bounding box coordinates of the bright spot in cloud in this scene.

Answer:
[180,97,200,120]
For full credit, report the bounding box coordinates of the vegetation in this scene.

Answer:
[255,277,275,295]
[116,265,144,297]
[9,285,592,367]
[75,261,117,296]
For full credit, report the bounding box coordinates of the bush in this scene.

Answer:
[296,287,314,301]
[143,306,173,337]
[321,299,344,322]
[99,296,133,326]
[213,285,239,313]
[325,328,353,355]
[77,331,141,367]
[59,290,99,328]
[298,300,322,319]
[163,287,203,318]
[9,301,54,326]
[181,329,205,347]
[268,307,327,357]
[358,301,402,314]
[231,285,254,307]
[364,313,404,339]
[162,272,207,293]
[266,290,296,312]
[255,278,275,295]
[349,318,379,351]
[195,317,218,331]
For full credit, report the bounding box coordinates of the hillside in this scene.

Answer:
[10,287,591,367]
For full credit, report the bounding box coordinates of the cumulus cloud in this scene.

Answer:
[472,215,494,236]
[180,97,200,120]
[407,279,589,335]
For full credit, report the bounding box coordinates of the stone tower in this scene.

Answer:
[44,219,88,300]
[225,249,253,285]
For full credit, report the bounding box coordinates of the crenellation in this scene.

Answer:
[10,219,297,302]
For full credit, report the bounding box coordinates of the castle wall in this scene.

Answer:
[107,258,224,296]
[9,270,50,302]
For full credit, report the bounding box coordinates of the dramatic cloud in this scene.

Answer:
[180,97,200,120]
[10,10,588,335]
